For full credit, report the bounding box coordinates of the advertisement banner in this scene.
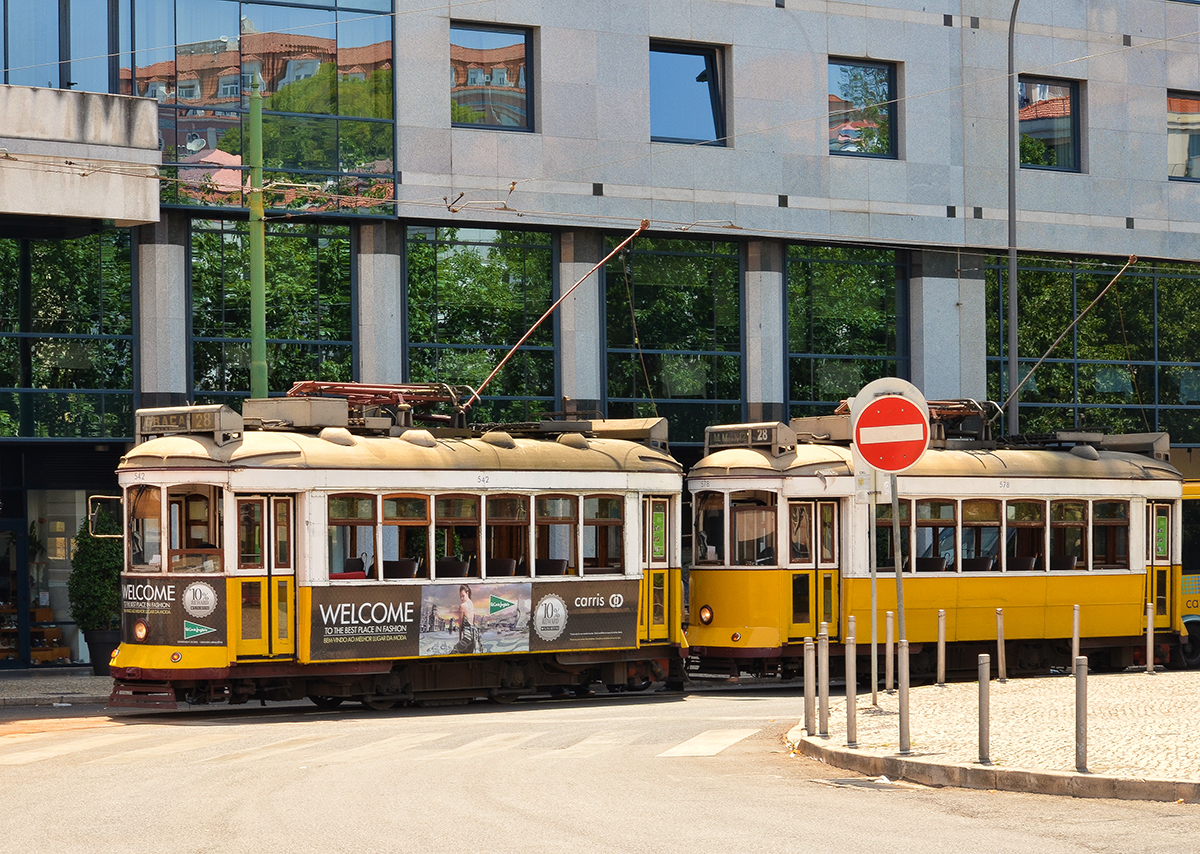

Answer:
[121,575,228,646]
[308,586,421,661]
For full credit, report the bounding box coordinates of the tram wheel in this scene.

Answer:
[1181,624,1200,670]
[308,695,345,709]
[360,697,399,711]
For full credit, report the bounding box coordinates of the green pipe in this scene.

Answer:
[248,77,267,400]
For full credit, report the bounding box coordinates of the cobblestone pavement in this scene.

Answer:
[791,668,1200,797]
[0,669,111,706]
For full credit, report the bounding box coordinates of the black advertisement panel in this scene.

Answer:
[306,579,641,661]
[121,575,227,646]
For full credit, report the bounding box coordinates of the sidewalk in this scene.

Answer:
[0,668,112,706]
[789,669,1200,803]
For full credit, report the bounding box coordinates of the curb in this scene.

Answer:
[788,724,1200,803]
[0,695,110,707]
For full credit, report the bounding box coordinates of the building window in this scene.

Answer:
[450,24,531,130]
[828,59,897,157]
[1018,76,1080,171]
[217,75,240,98]
[605,237,742,445]
[1168,92,1200,180]
[649,42,725,145]
[177,80,200,101]
[405,227,554,423]
[787,246,907,415]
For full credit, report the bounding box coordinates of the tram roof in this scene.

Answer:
[690,443,1181,482]
[120,429,682,475]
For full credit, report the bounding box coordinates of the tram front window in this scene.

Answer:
[128,485,162,571]
[790,501,814,564]
[166,486,224,572]
[695,491,724,564]
[731,491,776,566]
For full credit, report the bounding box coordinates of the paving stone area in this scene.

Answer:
[0,670,112,705]
[807,669,1200,782]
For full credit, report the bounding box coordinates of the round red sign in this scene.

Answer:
[852,394,929,473]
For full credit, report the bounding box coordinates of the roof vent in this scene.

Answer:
[401,429,437,448]
[1069,444,1100,461]
[482,431,516,449]
[558,433,589,450]
[319,426,356,446]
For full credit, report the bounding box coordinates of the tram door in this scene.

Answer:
[1148,503,1173,630]
[787,500,840,640]
[233,496,296,658]
[641,497,671,643]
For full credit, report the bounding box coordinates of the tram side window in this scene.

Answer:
[436,495,480,578]
[167,486,223,573]
[789,501,814,565]
[329,494,376,579]
[695,491,724,564]
[273,497,292,570]
[818,502,837,567]
[875,501,910,572]
[731,491,777,566]
[382,495,430,579]
[1092,501,1129,569]
[1050,500,1087,570]
[1005,500,1045,570]
[535,495,577,575]
[584,496,624,575]
[486,494,528,577]
[915,500,955,571]
[128,485,162,571]
[961,499,1000,571]
[237,498,264,569]
[646,497,670,567]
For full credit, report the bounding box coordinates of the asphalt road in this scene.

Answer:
[2,686,1197,853]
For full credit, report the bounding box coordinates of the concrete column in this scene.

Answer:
[557,229,604,415]
[356,220,404,384]
[909,250,987,402]
[744,239,786,423]
[135,212,188,408]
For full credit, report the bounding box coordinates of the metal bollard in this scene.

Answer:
[1076,655,1088,772]
[1072,604,1080,676]
[846,631,857,748]
[818,626,830,738]
[978,653,990,765]
[898,639,910,755]
[804,637,815,736]
[1146,603,1156,675]
[996,608,1007,683]
[885,610,895,693]
[937,609,946,687]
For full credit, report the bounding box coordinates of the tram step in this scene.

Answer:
[108,680,178,710]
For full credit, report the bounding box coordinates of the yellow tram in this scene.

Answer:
[107,384,685,709]
[685,403,1197,677]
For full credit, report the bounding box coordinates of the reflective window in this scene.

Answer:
[128,485,162,571]
[450,24,531,130]
[1168,92,1200,180]
[69,0,112,94]
[605,237,742,445]
[1019,76,1080,171]
[191,220,352,407]
[788,246,906,414]
[650,42,725,145]
[828,59,896,157]
[406,227,553,422]
[7,0,60,88]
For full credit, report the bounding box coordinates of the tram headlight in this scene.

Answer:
[698,605,713,625]
[132,619,149,642]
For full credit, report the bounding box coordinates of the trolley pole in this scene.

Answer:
[248,76,267,401]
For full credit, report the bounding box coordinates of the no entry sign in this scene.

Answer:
[852,393,929,473]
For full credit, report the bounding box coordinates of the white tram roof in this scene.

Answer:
[690,443,1180,482]
[120,429,682,476]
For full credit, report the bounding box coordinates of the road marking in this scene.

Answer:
[657,729,759,757]
[315,732,452,764]
[430,732,545,758]
[0,730,145,765]
[205,733,336,763]
[88,729,246,764]
[552,730,646,757]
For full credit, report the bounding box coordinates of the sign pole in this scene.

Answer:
[869,467,878,706]
[891,472,906,641]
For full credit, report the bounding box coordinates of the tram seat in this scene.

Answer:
[488,558,517,577]
[514,559,529,577]
[1008,556,1037,571]
[1048,555,1078,571]
[343,557,365,574]
[960,557,995,572]
[536,559,569,575]
[916,557,947,572]
[330,570,368,580]
[384,559,420,579]
[436,558,470,577]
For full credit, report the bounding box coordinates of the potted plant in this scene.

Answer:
[67,510,123,675]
